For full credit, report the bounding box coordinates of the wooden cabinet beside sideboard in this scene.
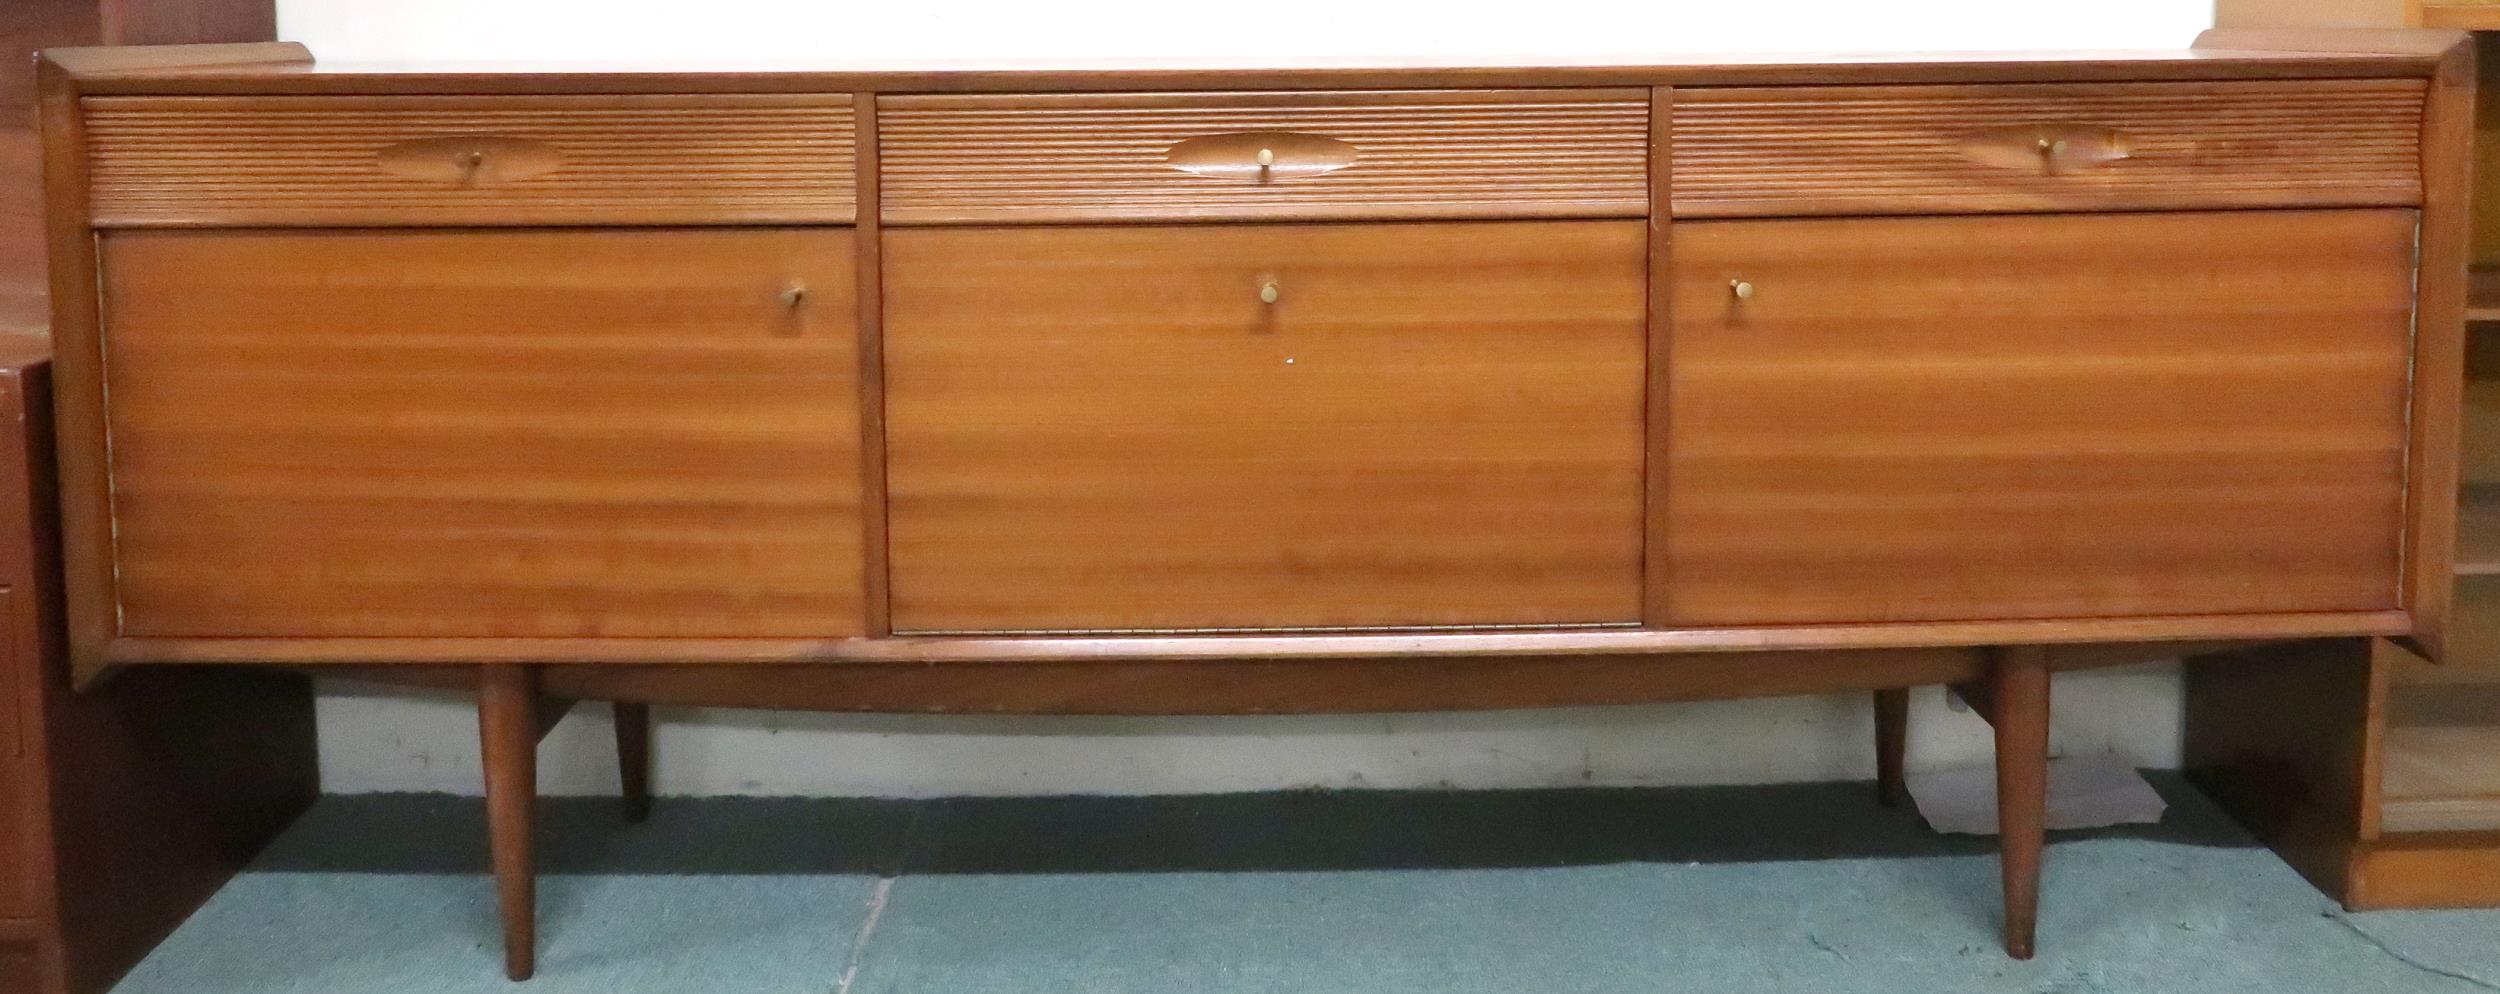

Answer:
[32,30,2478,980]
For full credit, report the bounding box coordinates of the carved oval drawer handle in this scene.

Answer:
[1166,132,1356,182]
[1955,125,2133,176]
[376,136,563,186]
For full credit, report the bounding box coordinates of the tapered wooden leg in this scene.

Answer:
[1873,687,1910,808]
[479,665,539,981]
[615,701,652,824]
[1991,646,2051,961]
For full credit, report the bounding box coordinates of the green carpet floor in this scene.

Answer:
[109,775,2500,993]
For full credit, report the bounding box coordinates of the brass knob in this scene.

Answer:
[458,150,487,182]
[1728,279,1755,301]
[1259,280,1281,305]
[1255,147,1276,180]
[780,281,808,309]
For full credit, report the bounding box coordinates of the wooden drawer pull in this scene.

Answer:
[376,135,562,186]
[1166,131,1356,182]
[1956,124,2133,176]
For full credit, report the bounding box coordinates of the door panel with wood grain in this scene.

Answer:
[100,228,866,639]
[1661,210,2416,626]
[885,221,1647,633]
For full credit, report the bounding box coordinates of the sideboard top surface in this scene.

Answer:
[32,33,2468,95]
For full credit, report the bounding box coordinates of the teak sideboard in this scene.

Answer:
[35,29,2477,980]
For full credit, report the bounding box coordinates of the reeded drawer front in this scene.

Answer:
[1671,80,2425,216]
[879,90,1650,224]
[884,221,1648,633]
[84,94,857,227]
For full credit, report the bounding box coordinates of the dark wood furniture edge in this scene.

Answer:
[2403,32,2476,662]
[477,666,535,981]
[34,58,112,694]
[1639,85,1673,626]
[853,92,890,638]
[0,348,317,994]
[2182,639,2381,906]
[304,638,2213,717]
[90,611,2408,673]
[39,42,309,77]
[1989,645,2050,959]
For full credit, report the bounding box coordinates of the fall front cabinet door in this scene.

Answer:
[98,229,867,639]
[884,221,1648,633]
[1662,210,2417,626]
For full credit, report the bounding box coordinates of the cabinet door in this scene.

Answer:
[1662,210,2416,626]
[885,221,1646,633]
[100,229,865,639]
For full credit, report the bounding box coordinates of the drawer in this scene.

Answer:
[84,95,857,227]
[879,89,1650,224]
[1671,80,2425,217]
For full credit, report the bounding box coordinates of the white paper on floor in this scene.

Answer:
[1905,752,2168,835]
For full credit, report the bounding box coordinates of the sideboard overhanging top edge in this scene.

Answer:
[35,39,2464,97]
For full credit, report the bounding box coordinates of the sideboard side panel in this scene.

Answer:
[2397,36,2476,660]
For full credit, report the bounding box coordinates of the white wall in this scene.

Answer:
[283,0,2213,797]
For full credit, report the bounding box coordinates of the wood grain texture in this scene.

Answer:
[97,610,2411,666]
[98,228,866,642]
[1992,645,2050,959]
[321,636,2208,713]
[1642,86,1676,626]
[0,128,43,334]
[2347,832,2500,907]
[1661,210,2417,626]
[2380,722,2500,832]
[83,94,856,227]
[883,221,1647,633]
[477,665,536,981]
[36,55,115,686]
[0,337,316,994]
[879,90,1648,224]
[1671,80,2427,217]
[2399,35,2475,661]
[2458,486,2500,575]
[0,587,27,922]
[95,1,278,48]
[525,650,1987,714]
[2182,638,2380,907]
[853,94,892,636]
